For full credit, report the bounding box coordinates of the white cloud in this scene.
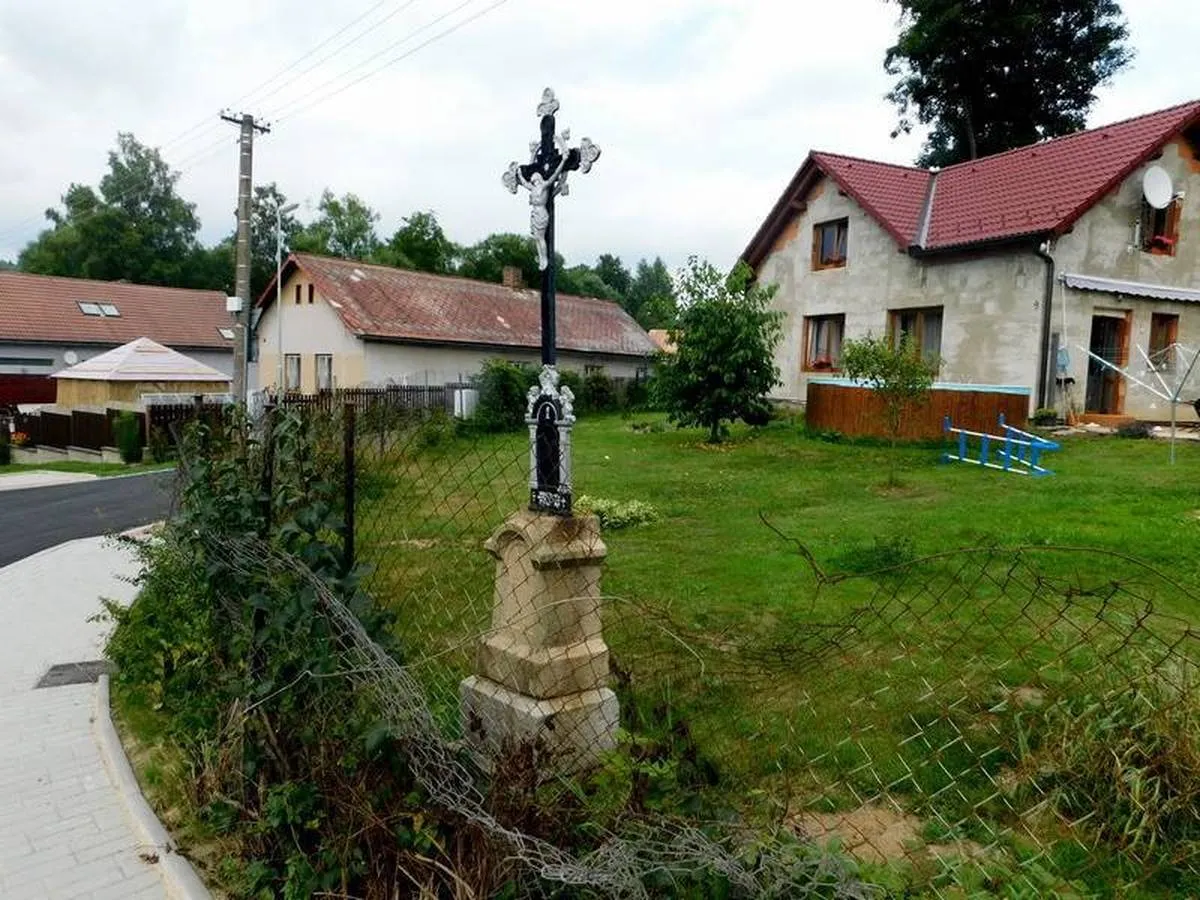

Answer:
[0,0,1194,277]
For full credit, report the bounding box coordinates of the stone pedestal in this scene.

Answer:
[461,510,617,773]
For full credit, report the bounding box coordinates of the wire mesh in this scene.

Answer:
[177,399,1200,897]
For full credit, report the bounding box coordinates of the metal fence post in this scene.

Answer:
[259,402,276,537]
[343,401,356,576]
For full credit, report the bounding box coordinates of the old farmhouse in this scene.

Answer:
[0,271,234,407]
[255,253,656,393]
[743,98,1200,423]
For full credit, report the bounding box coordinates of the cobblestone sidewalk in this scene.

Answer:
[0,537,168,899]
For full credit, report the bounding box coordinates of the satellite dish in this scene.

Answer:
[1143,166,1173,210]
[63,351,78,365]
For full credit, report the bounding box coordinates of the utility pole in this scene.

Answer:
[221,111,270,403]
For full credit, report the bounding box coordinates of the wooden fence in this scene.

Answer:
[15,407,129,451]
[278,385,457,416]
[804,379,1031,441]
[146,402,225,444]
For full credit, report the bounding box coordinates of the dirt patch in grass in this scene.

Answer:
[792,802,985,865]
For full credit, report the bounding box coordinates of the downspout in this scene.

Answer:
[1034,240,1055,409]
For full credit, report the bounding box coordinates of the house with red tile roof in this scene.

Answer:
[254,253,656,393]
[743,99,1200,422]
[0,271,234,407]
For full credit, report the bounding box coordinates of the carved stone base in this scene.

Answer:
[460,675,619,774]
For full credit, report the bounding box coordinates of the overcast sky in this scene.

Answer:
[0,0,1195,274]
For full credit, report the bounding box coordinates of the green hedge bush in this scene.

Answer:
[113,411,144,464]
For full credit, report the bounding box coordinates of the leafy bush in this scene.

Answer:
[103,409,466,898]
[624,376,651,412]
[147,425,172,463]
[1117,420,1153,439]
[472,359,536,432]
[580,371,617,413]
[1031,407,1059,426]
[113,411,144,463]
[575,495,659,529]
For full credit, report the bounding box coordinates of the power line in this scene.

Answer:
[0,0,510,254]
[0,0,418,249]
[247,0,424,113]
[273,0,504,124]
[131,0,419,164]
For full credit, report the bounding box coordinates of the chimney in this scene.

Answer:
[501,265,524,289]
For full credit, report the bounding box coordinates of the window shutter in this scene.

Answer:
[1166,199,1183,251]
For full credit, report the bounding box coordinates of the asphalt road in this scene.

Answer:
[0,471,175,568]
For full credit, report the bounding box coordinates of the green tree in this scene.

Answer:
[377,210,458,274]
[655,258,782,443]
[885,0,1132,167]
[841,334,936,482]
[558,263,619,300]
[457,232,540,287]
[183,241,234,295]
[20,134,205,286]
[629,256,678,328]
[595,253,632,298]
[249,184,302,296]
[293,189,380,260]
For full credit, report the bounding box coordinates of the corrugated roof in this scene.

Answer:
[0,271,233,348]
[1061,273,1200,303]
[53,337,231,382]
[744,99,1200,264]
[261,254,657,359]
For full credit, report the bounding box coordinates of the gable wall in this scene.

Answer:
[757,176,1044,402]
[255,270,366,392]
[1050,138,1200,420]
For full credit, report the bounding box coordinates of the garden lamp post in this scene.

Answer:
[275,202,299,392]
[502,88,601,515]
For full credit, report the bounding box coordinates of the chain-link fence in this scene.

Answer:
[167,397,1200,897]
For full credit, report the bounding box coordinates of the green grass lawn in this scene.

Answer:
[353,413,1200,895]
[0,459,175,477]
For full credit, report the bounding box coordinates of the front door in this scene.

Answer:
[1085,313,1128,414]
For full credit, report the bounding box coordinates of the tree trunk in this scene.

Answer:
[708,417,721,444]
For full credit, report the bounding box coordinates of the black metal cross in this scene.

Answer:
[503,88,600,516]
[503,88,600,366]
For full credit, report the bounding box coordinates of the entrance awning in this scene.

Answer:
[1061,273,1200,303]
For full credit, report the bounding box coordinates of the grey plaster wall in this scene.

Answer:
[758,175,1044,403]
[1051,139,1200,421]
[0,342,230,378]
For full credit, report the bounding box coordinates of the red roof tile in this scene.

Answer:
[809,153,932,247]
[926,99,1200,249]
[0,271,232,349]
[263,254,657,359]
[744,99,1200,264]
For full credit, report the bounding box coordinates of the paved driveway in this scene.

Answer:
[0,471,175,568]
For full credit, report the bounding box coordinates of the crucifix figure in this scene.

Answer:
[503,87,600,515]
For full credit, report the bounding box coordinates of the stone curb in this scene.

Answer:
[94,674,212,900]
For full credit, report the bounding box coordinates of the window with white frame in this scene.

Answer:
[315,354,333,391]
[284,353,301,391]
